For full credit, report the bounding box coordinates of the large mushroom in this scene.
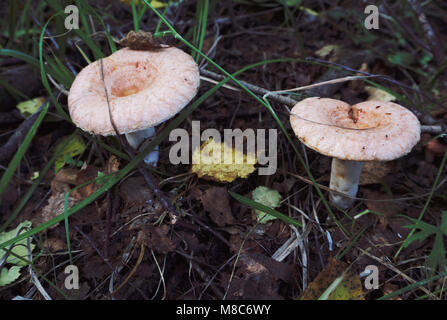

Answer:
[68,46,200,165]
[290,97,421,209]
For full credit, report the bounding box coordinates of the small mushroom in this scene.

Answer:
[290,97,421,209]
[68,47,200,166]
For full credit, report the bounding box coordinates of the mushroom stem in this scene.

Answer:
[125,127,159,166]
[329,159,363,210]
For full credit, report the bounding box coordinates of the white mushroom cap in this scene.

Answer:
[68,47,200,136]
[290,97,421,161]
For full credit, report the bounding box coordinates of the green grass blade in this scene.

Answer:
[7,0,17,44]
[378,270,447,300]
[38,11,71,122]
[131,0,139,32]
[229,191,302,228]
[0,49,68,87]
[192,0,209,62]
[0,49,40,68]
[318,274,345,300]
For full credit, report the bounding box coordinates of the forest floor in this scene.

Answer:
[0,0,447,300]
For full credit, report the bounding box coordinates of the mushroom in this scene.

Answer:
[68,47,200,165]
[290,97,421,209]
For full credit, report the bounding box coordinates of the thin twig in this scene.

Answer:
[306,57,445,110]
[359,248,439,300]
[407,0,444,65]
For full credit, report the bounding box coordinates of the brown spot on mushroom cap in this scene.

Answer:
[68,47,200,136]
[289,97,421,161]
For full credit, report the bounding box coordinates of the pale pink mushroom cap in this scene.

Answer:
[68,47,200,136]
[290,97,421,161]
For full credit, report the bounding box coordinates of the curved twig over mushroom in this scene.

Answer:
[68,47,200,166]
[290,97,421,209]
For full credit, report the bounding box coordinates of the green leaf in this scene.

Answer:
[427,233,446,273]
[284,0,302,7]
[0,221,35,266]
[439,211,447,235]
[387,51,415,67]
[402,211,447,275]
[53,134,86,173]
[252,186,282,224]
[352,32,378,45]
[230,191,301,228]
[96,171,115,186]
[420,52,433,66]
[16,97,45,118]
[0,265,23,286]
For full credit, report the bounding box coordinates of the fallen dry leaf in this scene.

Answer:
[106,155,120,173]
[34,193,77,228]
[137,224,175,254]
[301,257,364,300]
[359,161,394,185]
[72,165,100,200]
[120,177,154,206]
[365,86,396,102]
[35,165,103,228]
[43,237,66,252]
[223,253,286,300]
[426,139,447,156]
[51,168,78,193]
[315,44,342,61]
[200,187,234,227]
[362,189,401,234]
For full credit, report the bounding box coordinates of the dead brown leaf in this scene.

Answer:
[51,168,78,193]
[222,253,285,300]
[120,177,154,206]
[106,155,120,174]
[137,224,175,254]
[43,237,66,252]
[200,187,234,227]
[72,165,100,200]
[363,189,401,230]
[34,193,77,228]
[359,161,394,185]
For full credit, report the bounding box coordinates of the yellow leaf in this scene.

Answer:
[191,138,257,183]
[120,0,167,8]
[16,97,45,118]
[301,257,364,300]
[315,45,342,59]
[365,86,396,102]
[53,134,86,173]
[150,0,167,8]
